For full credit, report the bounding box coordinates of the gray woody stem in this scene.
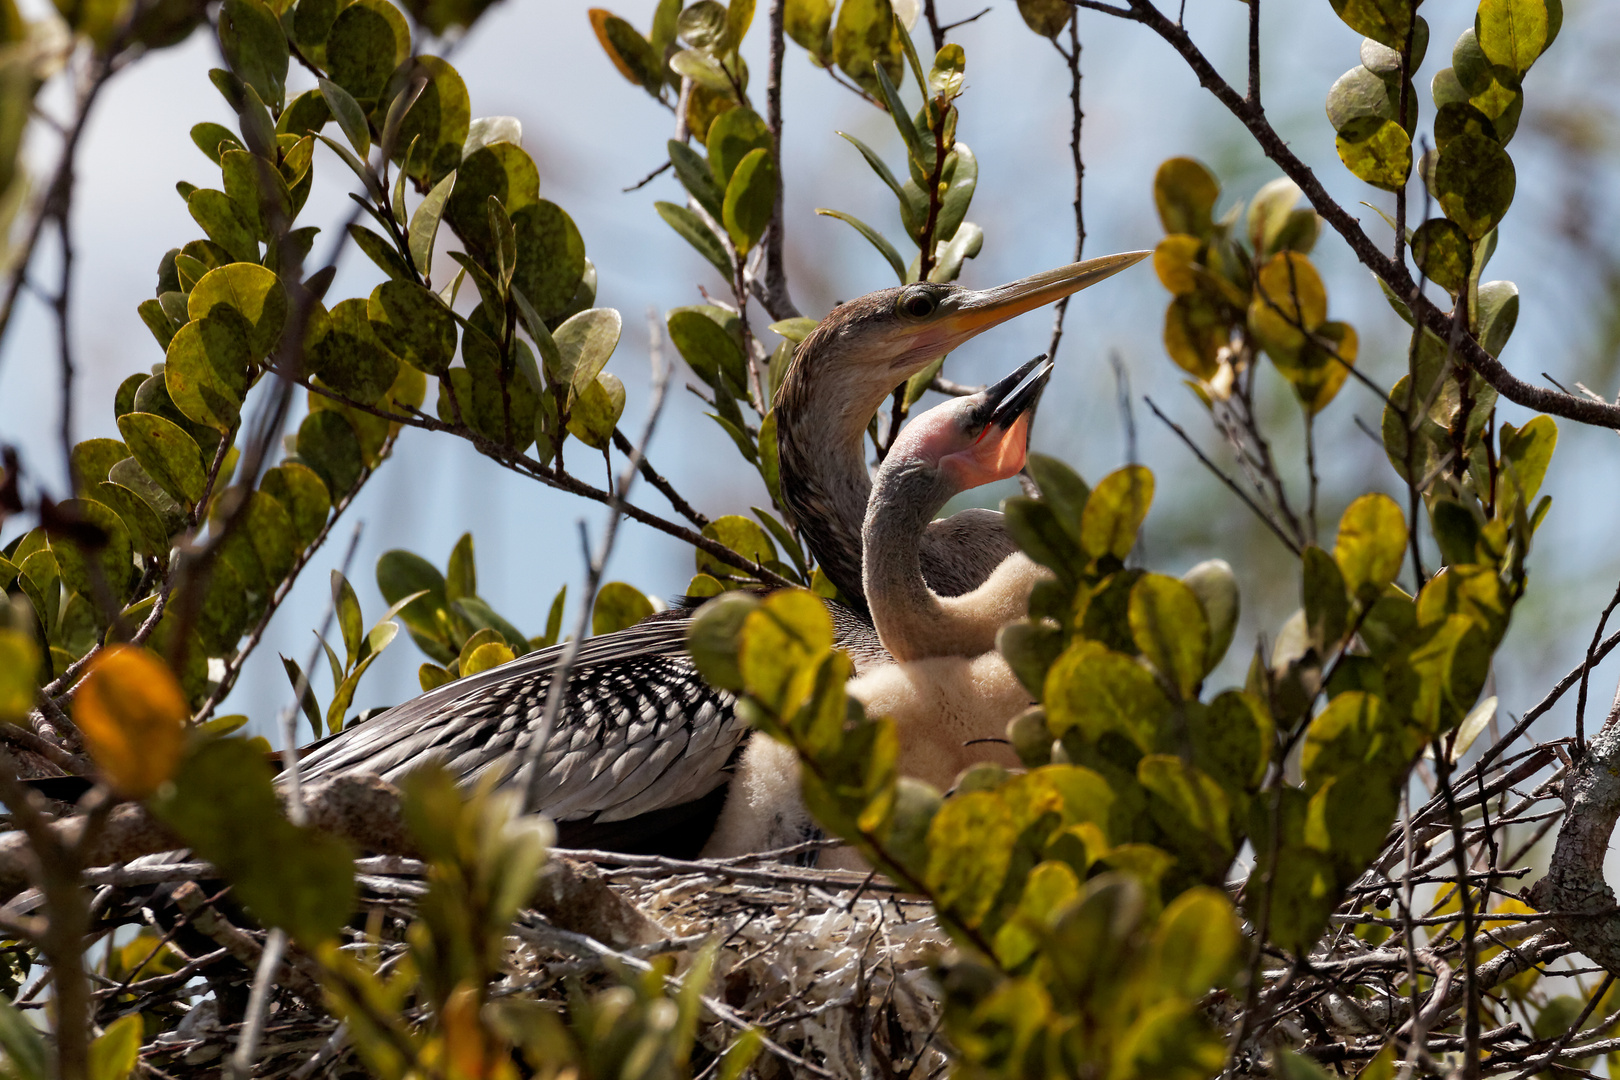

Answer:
[1532,678,1620,974]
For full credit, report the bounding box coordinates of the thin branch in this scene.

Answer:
[1573,579,1620,760]
[621,159,672,193]
[609,427,709,527]
[1045,15,1085,365]
[756,0,800,322]
[523,318,675,814]
[1144,396,1302,555]
[1068,0,1620,433]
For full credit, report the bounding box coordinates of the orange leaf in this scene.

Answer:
[74,645,187,798]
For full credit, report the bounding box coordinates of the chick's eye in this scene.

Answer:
[903,293,935,318]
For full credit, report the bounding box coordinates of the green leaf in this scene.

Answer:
[164,313,251,432]
[1249,252,1329,359]
[71,438,129,491]
[722,146,776,255]
[1078,465,1154,562]
[1435,131,1516,239]
[187,188,259,263]
[0,997,47,1080]
[832,0,902,98]
[49,499,134,610]
[1329,0,1413,48]
[589,8,665,93]
[408,168,456,274]
[687,590,760,691]
[277,89,331,137]
[1302,545,1350,651]
[347,222,414,281]
[1499,415,1556,502]
[1015,0,1071,37]
[1003,496,1080,581]
[655,200,733,279]
[698,514,777,581]
[116,412,209,510]
[738,588,830,713]
[511,200,587,320]
[153,738,356,945]
[1334,494,1407,606]
[1044,640,1172,753]
[94,481,170,557]
[188,262,288,358]
[1335,115,1412,191]
[668,138,725,222]
[386,56,471,185]
[706,106,771,189]
[668,307,749,393]
[318,76,371,160]
[1476,0,1554,77]
[444,141,540,257]
[1129,573,1210,698]
[1153,157,1220,237]
[1475,279,1519,356]
[815,208,905,282]
[593,581,655,635]
[567,372,626,451]
[296,409,365,495]
[325,0,410,102]
[936,143,977,243]
[929,221,983,283]
[1411,217,1471,293]
[1181,560,1240,673]
[835,129,906,202]
[368,280,457,376]
[261,461,331,545]
[784,0,833,59]
[552,307,623,402]
[191,121,245,163]
[219,0,288,111]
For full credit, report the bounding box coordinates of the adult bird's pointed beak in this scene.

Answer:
[941,250,1151,344]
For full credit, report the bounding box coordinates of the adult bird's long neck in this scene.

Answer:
[774,327,888,613]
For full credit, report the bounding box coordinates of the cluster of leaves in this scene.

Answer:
[281,568,414,737]
[1327,0,1558,257]
[690,397,1557,1072]
[1151,160,1347,417]
[688,469,1245,1078]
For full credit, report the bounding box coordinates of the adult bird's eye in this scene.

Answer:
[904,293,935,318]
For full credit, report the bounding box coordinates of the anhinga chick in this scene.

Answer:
[705,358,1053,859]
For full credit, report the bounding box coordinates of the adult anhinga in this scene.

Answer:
[296,253,1148,854]
[706,357,1053,858]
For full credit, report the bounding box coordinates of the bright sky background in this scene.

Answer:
[1,0,1617,755]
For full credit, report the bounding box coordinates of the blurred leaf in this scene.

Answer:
[1153,157,1219,237]
[1163,292,1226,381]
[88,1013,142,1080]
[688,590,760,690]
[784,0,833,61]
[153,737,356,945]
[74,645,187,798]
[1249,251,1328,361]
[219,0,288,112]
[1499,415,1556,501]
[326,0,410,102]
[1079,465,1154,562]
[1129,574,1209,698]
[593,581,655,635]
[832,0,903,97]
[0,999,46,1080]
[1435,131,1515,239]
[1335,493,1408,606]
[0,629,41,724]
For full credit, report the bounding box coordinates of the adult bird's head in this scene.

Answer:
[781,250,1149,419]
[775,249,1149,607]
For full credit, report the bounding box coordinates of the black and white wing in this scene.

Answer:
[297,612,742,854]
